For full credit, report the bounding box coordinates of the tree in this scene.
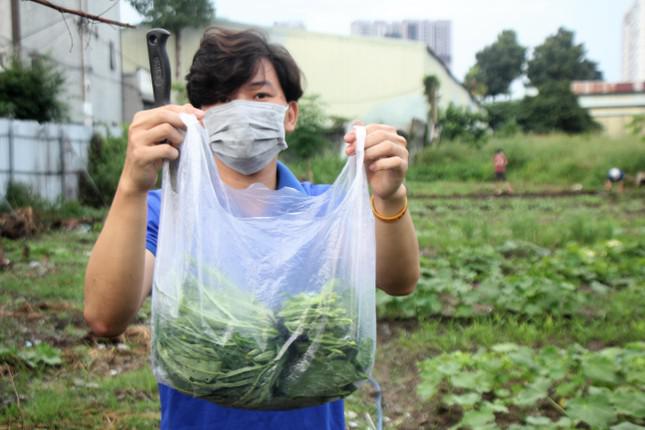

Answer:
[439,104,489,146]
[527,27,602,88]
[485,100,522,134]
[287,95,331,181]
[0,56,67,122]
[129,0,215,80]
[517,82,599,134]
[471,30,526,98]
[423,74,440,145]
[464,65,487,98]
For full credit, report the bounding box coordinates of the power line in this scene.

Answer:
[25,0,135,28]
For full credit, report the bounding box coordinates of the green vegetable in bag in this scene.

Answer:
[153,277,373,409]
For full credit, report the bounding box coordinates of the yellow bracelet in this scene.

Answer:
[370,195,408,223]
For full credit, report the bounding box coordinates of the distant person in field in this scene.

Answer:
[605,167,625,193]
[493,149,513,195]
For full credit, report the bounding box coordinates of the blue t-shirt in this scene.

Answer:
[145,162,340,430]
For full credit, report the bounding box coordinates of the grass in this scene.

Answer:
[2,366,159,429]
[409,133,645,187]
[409,192,644,252]
[1,172,644,428]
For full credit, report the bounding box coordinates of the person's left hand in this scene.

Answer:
[344,124,408,202]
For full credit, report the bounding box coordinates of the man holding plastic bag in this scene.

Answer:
[84,27,419,430]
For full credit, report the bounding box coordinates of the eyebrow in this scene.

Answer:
[246,80,274,89]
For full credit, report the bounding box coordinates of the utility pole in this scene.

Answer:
[78,0,92,126]
[11,0,21,57]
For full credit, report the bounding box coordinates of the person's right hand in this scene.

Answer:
[119,104,205,195]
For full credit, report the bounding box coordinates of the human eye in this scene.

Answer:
[254,92,272,100]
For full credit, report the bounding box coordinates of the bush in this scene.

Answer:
[0,56,67,122]
[409,144,490,182]
[438,104,489,146]
[79,131,128,207]
[1,181,47,212]
[518,82,599,134]
[485,100,522,135]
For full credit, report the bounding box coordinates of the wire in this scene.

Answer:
[369,377,383,430]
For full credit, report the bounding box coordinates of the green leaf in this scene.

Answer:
[526,416,553,426]
[492,343,520,353]
[611,423,645,430]
[445,392,481,407]
[513,377,551,407]
[582,355,618,385]
[417,373,442,401]
[451,370,491,393]
[554,417,573,428]
[458,408,496,428]
[567,395,617,429]
[610,388,645,418]
[555,374,584,398]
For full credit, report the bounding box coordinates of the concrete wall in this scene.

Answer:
[120,21,479,130]
[14,0,123,127]
[578,92,645,136]
[590,106,645,137]
[0,118,93,202]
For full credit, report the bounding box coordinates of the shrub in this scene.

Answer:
[518,82,600,134]
[439,104,489,146]
[1,181,47,212]
[79,131,128,207]
[0,56,67,122]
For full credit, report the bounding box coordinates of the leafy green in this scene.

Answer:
[379,239,645,320]
[418,343,645,428]
[154,278,372,409]
[0,343,62,368]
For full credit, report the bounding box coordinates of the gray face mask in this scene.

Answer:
[204,100,289,175]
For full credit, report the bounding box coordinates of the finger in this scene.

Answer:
[182,103,205,119]
[144,123,185,147]
[364,140,408,163]
[135,144,179,163]
[134,105,197,130]
[364,129,407,150]
[161,104,203,116]
[344,119,366,142]
[365,124,396,135]
[347,134,407,157]
[368,156,408,173]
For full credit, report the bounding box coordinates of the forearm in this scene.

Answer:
[374,186,420,295]
[84,184,149,336]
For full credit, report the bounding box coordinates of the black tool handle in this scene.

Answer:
[146,28,171,106]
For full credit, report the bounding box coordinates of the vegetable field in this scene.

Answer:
[1,184,644,429]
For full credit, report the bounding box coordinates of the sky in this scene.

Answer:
[121,0,634,83]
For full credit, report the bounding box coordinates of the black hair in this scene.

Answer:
[186,27,304,107]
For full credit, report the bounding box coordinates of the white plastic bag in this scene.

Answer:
[151,114,376,410]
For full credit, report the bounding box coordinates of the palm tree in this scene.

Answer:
[423,75,440,145]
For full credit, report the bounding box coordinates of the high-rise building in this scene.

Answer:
[350,20,452,68]
[622,0,645,82]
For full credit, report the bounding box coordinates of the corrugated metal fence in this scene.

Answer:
[0,118,98,202]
